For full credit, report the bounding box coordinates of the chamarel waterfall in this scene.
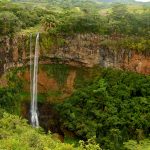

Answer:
[30,33,40,127]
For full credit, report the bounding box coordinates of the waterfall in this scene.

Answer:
[30,34,33,110]
[30,33,40,127]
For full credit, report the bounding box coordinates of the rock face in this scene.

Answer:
[0,34,149,75]
[22,68,76,102]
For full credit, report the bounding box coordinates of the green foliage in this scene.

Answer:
[15,10,40,29]
[100,37,150,52]
[64,136,80,147]
[0,0,149,53]
[41,14,58,31]
[0,69,24,114]
[0,1,149,38]
[0,87,20,114]
[124,139,150,150]
[42,64,69,86]
[108,4,150,36]
[79,137,101,150]
[0,112,73,150]
[0,0,11,2]
[0,111,101,150]
[56,68,150,150]
[0,11,21,35]
[40,34,55,51]
[0,2,48,36]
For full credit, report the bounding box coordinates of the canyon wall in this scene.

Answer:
[0,33,150,75]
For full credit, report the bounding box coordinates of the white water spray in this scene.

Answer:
[30,33,40,127]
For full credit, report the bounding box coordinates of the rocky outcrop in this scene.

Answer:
[0,34,149,75]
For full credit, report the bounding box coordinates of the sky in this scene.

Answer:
[135,0,150,2]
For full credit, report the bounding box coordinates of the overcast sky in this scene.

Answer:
[135,0,150,2]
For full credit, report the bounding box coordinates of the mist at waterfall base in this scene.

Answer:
[30,33,40,128]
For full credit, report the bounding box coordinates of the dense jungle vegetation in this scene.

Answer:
[0,0,150,52]
[0,109,101,150]
[0,0,150,149]
[0,66,150,150]
[57,68,150,149]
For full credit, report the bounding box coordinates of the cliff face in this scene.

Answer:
[0,34,149,75]
[21,67,76,102]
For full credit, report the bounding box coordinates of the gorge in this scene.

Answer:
[0,0,150,150]
[0,32,149,149]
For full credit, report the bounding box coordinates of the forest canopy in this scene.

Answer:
[0,0,149,54]
[0,0,149,37]
[57,68,150,150]
[0,0,149,52]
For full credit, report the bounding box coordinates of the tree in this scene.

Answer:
[57,68,150,150]
[41,14,58,31]
[0,11,21,35]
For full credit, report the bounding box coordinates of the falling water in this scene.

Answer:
[30,33,40,127]
[30,34,33,109]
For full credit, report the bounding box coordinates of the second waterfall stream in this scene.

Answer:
[30,33,40,127]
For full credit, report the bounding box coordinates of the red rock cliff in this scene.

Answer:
[0,34,149,75]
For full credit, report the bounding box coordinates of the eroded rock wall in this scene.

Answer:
[0,34,149,75]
